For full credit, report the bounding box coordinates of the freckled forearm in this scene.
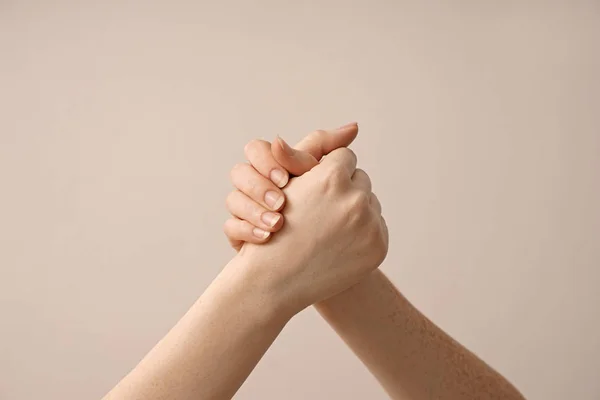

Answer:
[316,270,525,400]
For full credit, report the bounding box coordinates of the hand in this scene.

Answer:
[224,123,360,251]
[227,132,388,316]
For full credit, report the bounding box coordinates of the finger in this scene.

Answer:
[351,168,372,192]
[226,190,283,232]
[271,122,359,177]
[244,139,289,188]
[224,217,271,252]
[271,136,319,176]
[295,122,359,159]
[381,215,389,246]
[230,163,285,211]
[370,192,382,215]
[319,147,357,177]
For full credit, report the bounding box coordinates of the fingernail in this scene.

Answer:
[276,136,295,156]
[261,212,281,228]
[270,169,288,188]
[265,190,284,210]
[253,227,270,239]
[337,122,357,130]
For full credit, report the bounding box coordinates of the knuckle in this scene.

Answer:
[370,222,389,262]
[230,162,249,179]
[346,191,371,226]
[223,219,235,235]
[225,190,240,210]
[333,147,356,159]
[225,191,234,208]
[315,173,333,194]
[349,150,358,165]
[251,206,264,222]
[244,139,266,158]
[369,192,381,210]
[315,166,346,194]
[309,129,327,140]
[374,237,389,264]
[350,191,371,211]
[326,165,347,184]
[329,148,357,170]
[232,162,248,171]
[353,224,387,269]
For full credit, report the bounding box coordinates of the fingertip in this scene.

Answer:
[272,138,297,171]
[275,135,295,156]
[271,137,285,161]
[335,123,359,141]
[252,227,271,240]
[225,218,271,248]
[337,121,358,130]
[269,168,289,188]
[270,213,284,231]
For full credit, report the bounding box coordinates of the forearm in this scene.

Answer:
[315,270,525,400]
[104,255,288,400]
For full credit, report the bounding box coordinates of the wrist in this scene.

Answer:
[219,252,296,325]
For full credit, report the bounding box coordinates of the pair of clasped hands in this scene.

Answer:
[104,121,526,400]
[223,122,388,315]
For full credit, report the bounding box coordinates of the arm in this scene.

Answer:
[104,255,288,400]
[106,144,387,400]
[225,127,525,400]
[316,270,525,400]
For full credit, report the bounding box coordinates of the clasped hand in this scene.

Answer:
[224,123,388,317]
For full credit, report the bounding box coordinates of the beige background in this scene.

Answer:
[1,1,599,399]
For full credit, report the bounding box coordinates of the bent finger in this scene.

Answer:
[351,168,372,192]
[226,190,283,232]
[271,136,319,176]
[230,162,285,211]
[319,147,357,177]
[294,123,359,160]
[244,139,289,188]
[370,192,382,215]
[223,218,271,252]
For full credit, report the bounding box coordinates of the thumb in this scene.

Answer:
[272,122,359,176]
[271,136,319,176]
[295,122,359,159]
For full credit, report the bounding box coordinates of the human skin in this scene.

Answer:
[103,146,388,400]
[225,124,526,400]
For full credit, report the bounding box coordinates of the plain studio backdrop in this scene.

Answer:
[1,1,599,399]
